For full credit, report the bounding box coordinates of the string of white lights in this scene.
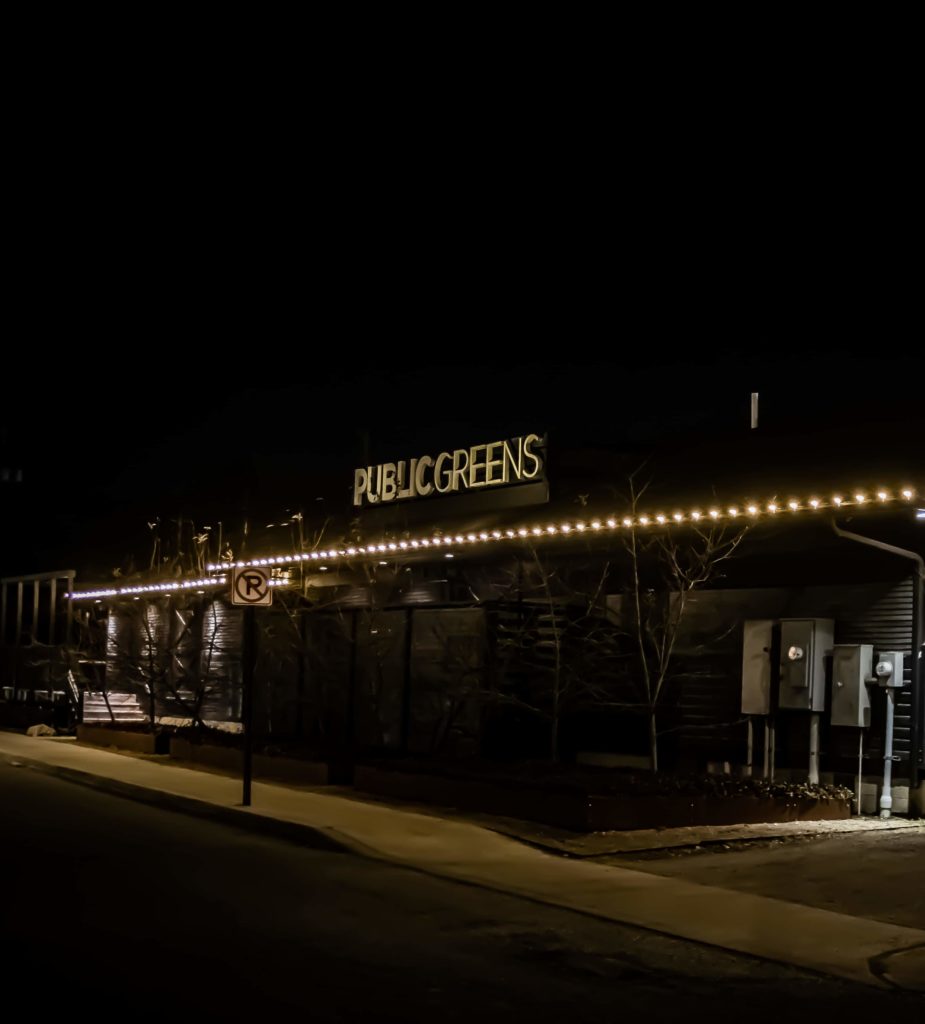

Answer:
[68,486,918,600]
[205,486,917,570]
[70,577,227,601]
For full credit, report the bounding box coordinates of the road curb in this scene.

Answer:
[870,942,925,992]
[9,755,358,856]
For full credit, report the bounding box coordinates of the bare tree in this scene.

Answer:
[98,592,231,732]
[619,477,747,771]
[493,545,619,762]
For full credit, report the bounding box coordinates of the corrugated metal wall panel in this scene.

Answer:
[199,599,243,722]
[833,578,913,770]
[674,579,915,771]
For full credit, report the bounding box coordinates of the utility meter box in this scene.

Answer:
[741,619,774,714]
[831,644,872,727]
[874,650,905,688]
[778,618,833,711]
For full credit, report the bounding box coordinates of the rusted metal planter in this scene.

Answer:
[353,765,850,831]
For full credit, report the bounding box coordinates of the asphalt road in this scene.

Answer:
[619,828,925,930]
[0,762,920,1021]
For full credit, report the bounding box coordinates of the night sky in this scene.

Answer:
[2,139,922,582]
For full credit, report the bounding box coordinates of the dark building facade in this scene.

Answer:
[2,423,923,811]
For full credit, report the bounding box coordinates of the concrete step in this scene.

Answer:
[84,692,142,706]
[82,691,147,724]
[81,713,145,719]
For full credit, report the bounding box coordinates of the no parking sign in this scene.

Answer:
[231,567,273,607]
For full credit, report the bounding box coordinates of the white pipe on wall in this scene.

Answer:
[881,690,896,819]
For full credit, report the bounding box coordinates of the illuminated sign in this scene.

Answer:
[353,433,545,508]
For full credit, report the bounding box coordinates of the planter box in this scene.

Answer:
[584,792,850,831]
[353,766,851,832]
[77,725,168,755]
[169,737,333,786]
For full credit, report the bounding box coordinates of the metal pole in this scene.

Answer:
[856,730,864,815]
[809,711,820,785]
[14,582,23,694]
[48,578,57,644]
[346,611,359,749]
[763,716,770,777]
[67,574,75,636]
[745,717,753,778]
[400,608,414,754]
[768,716,776,781]
[295,609,306,740]
[15,582,23,645]
[242,606,256,807]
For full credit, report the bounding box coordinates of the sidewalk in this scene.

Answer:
[1,731,922,992]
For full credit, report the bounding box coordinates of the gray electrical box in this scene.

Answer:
[831,644,872,727]
[874,650,905,688]
[778,618,833,711]
[741,619,774,714]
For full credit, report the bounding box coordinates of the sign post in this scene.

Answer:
[231,567,272,806]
